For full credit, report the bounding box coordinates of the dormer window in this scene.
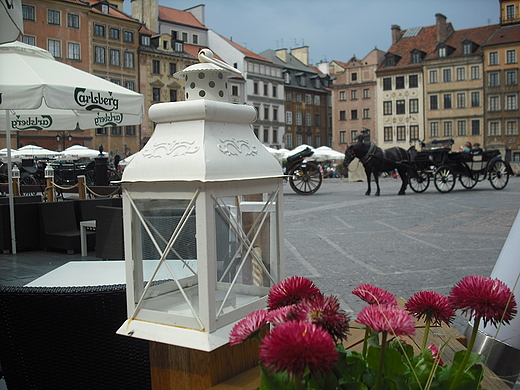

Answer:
[385,53,401,67]
[284,71,290,84]
[438,44,455,58]
[174,41,183,52]
[299,74,306,86]
[101,4,109,13]
[410,49,426,64]
[462,40,478,55]
[439,46,447,58]
[141,34,151,46]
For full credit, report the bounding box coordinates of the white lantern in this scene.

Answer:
[117,50,285,352]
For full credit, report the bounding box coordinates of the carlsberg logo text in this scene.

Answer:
[74,88,119,111]
[94,112,124,127]
[11,115,53,130]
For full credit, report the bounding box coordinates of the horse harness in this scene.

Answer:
[359,142,383,164]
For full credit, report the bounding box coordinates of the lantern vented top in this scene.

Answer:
[174,49,241,102]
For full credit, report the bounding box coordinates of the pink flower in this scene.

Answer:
[294,294,350,342]
[352,283,397,306]
[267,276,322,311]
[405,291,455,325]
[266,305,295,325]
[428,343,444,366]
[449,275,517,327]
[259,321,338,376]
[355,304,416,336]
[229,309,267,345]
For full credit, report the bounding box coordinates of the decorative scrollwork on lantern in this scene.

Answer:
[218,138,258,156]
[142,140,200,158]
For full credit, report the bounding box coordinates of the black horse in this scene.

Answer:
[344,142,409,196]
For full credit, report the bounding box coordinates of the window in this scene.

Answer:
[409,75,418,88]
[67,13,79,28]
[456,93,466,108]
[506,121,518,135]
[124,31,134,43]
[174,41,183,52]
[438,46,447,58]
[284,72,290,84]
[396,100,405,114]
[351,130,358,142]
[444,121,453,137]
[430,95,438,110]
[168,62,176,76]
[296,94,302,103]
[264,84,269,97]
[489,52,499,65]
[363,108,370,119]
[384,127,393,142]
[383,101,392,115]
[286,111,293,124]
[152,87,161,102]
[305,94,311,104]
[443,68,452,82]
[47,9,60,25]
[339,131,346,144]
[471,120,481,136]
[457,121,467,136]
[231,85,239,97]
[94,46,105,63]
[351,72,358,81]
[23,5,35,20]
[273,85,278,98]
[471,66,480,80]
[111,126,122,136]
[397,126,406,141]
[409,99,419,113]
[363,88,370,98]
[141,35,150,46]
[339,111,346,121]
[314,95,320,105]
[124,80,135,91]
[152,60,160,74]
[305,113,311,126]
[286,134,293,148]
[110,49,120,66]
[430,122,439,138]
[48,39,60,57]
[273,108,279,122]
[463,43,472,55]
[409,125,419,141]
[306,135,312,145]
[253,82,259,95]
[273,129,278,144]
[339,91,346,101]
[67,42,80,60]
[507,4,515,19]
[263,106,269,121]
[124,52,134,68]
[489,95,500,111]
[383,78,392,90]
[395,76,405,89]
[94,24,105,37]
[507,50,516,64]
[443,94,452,109]
[125,126,136,136]
[471,92,480,107]
[411,52,421,64]
[285,92,292,102]
[315,114,320,126]
[351,90,358,100]
[182,32,188,42]
[351,110,358,120]
[263,129,269,143]
[429,70,438,83]
[96,128,107,135]
[506,95,517,110]
[456,67,465,81]
[22,35,35,45]
[192,34,198,44]
[489,72,499,87]
[296,112,302,125]
[507,71,517,85]
[489,122,500,136]
[109,27,120,40]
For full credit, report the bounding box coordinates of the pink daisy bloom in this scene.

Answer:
[355,304,416,337]
[294,294,350,342]
[259,320,338,376]
[266,305,295,325]
[352,283,397,306]
[267,276,322,311]
[449,275,517,327]
[229,309,267,345]
[405,291,455,325]
[428,343,444,366]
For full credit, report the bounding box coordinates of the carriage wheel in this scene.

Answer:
[409,171,430,193]
[289,161,322,195]
[434,166,455,193]
[20,175,38,196]
[459,172,479,189]
[489,159,509,190]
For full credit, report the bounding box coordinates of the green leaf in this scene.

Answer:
[382,346,407,376]
[259,366,295,390]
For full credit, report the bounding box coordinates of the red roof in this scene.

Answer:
[484,24,520,46]
[158,6,207,30]
[83,0,140,23]
[219,35,271,63]
[442,24,499,57]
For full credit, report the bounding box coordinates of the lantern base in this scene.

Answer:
[117,318,236,352]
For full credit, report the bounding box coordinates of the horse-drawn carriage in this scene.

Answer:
[285,147,323,195]
[408,147,512,193]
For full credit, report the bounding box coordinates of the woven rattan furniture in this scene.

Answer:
[0,284,151,390]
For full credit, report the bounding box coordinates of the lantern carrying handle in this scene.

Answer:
[198,49,242,76]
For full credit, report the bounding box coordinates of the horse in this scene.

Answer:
[344,142,409,196]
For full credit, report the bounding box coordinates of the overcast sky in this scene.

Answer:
[145,0,499,64]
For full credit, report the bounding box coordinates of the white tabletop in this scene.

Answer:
[25,260,198,287]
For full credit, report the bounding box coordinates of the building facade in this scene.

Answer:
[331,49,385,152]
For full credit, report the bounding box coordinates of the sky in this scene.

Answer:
[136,0,500,65]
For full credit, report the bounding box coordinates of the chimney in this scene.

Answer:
[291,46,309,66]
[132,0,158,32]
[276,48,288,62]
[436,13,448,43]
[391,25,402,44]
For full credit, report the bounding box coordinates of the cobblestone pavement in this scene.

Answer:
[282,175,520,337]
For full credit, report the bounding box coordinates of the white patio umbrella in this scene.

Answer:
[0,0,23,45]
[263,145,285,162]
[13,145,59,159]
[0,41,144,253]
[60,145,107,160]
[311,146,346,162]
